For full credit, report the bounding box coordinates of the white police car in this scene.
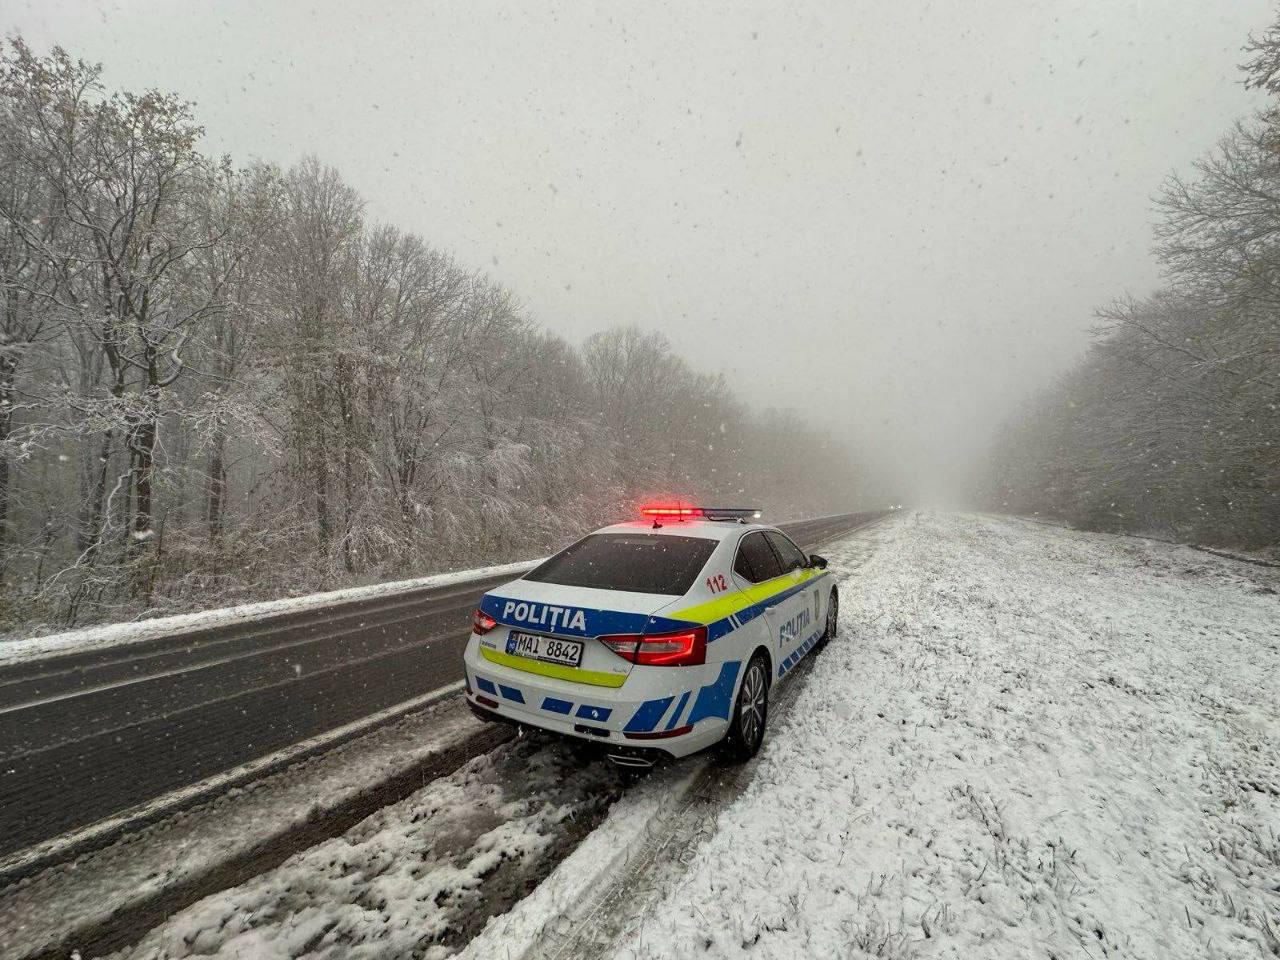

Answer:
[462,506,837,767]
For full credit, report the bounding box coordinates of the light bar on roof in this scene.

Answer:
[639,505,762,521]
[703,507,763,520]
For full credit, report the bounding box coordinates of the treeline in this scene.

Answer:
[0,39,865,635]
[983,19,1280,550]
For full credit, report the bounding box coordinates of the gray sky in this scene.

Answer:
[4,0,1272,501]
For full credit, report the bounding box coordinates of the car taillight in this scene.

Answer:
[598,625,707,666]
[472,608,498,634]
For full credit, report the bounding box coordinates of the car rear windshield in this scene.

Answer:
[523,533,717,595]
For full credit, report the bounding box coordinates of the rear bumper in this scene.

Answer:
[466,699,680,765]
[462,635,733,759]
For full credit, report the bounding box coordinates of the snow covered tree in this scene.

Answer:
[0,36,868,634]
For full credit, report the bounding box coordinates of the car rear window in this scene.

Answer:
[523,533,718,595]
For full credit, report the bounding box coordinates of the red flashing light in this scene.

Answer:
[640,505,703,520]
[639,505,762,522]
[472,608,498,634]
[599,625,707,666]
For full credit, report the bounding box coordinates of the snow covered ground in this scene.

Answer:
[102,734,622,960]
[605,512,1280,960]
[0,694,485,959]
[49,512,1278,960]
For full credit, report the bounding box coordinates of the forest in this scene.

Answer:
[984,21,1280,551]
[0,39,866,635]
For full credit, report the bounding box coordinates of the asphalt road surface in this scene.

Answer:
[0,511,883,863]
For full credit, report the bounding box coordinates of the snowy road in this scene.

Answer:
[16,512,1278,960]
[583,512,1280,960]
[0,512,882,873]
[70,528,885,960]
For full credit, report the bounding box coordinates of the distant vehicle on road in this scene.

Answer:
[463,505,837,767]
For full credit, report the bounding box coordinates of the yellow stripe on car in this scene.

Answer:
[669,568,822,625]
[480,646,628,687]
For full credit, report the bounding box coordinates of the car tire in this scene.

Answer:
[724,653,770,761]
[819,587,839,648]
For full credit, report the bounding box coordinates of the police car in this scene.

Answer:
[462,506,837,767]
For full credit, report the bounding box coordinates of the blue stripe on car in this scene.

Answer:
[498,684,525,703]
[686,661,741,725]
[476,677,497,695]
[575,704,612,722]
[542,697,573,715]
[706,620,736,642]
[665,690,691,730]
[709,574,827,643]
[625,696,675,733]
[778,627,825,678]
[479,595,695,640]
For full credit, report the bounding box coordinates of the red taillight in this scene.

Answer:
[472,609,498,634]
[599,625,707,666]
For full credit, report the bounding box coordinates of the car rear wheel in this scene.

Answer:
[818,587,838,648]
[725,654,769,760]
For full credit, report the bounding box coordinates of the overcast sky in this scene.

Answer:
[4,0,1272,502]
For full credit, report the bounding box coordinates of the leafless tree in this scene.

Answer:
[0,37,870,635]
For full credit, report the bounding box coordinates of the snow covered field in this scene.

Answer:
[608,512,1280,959]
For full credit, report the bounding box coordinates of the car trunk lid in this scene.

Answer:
[476,579,696,687]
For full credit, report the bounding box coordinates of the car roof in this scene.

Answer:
[593,519,775,542]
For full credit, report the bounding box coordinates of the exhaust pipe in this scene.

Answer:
[607,753,656,769]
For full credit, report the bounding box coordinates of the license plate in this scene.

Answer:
[505,631,583,668]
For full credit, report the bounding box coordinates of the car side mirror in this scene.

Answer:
[808,554,828,569]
